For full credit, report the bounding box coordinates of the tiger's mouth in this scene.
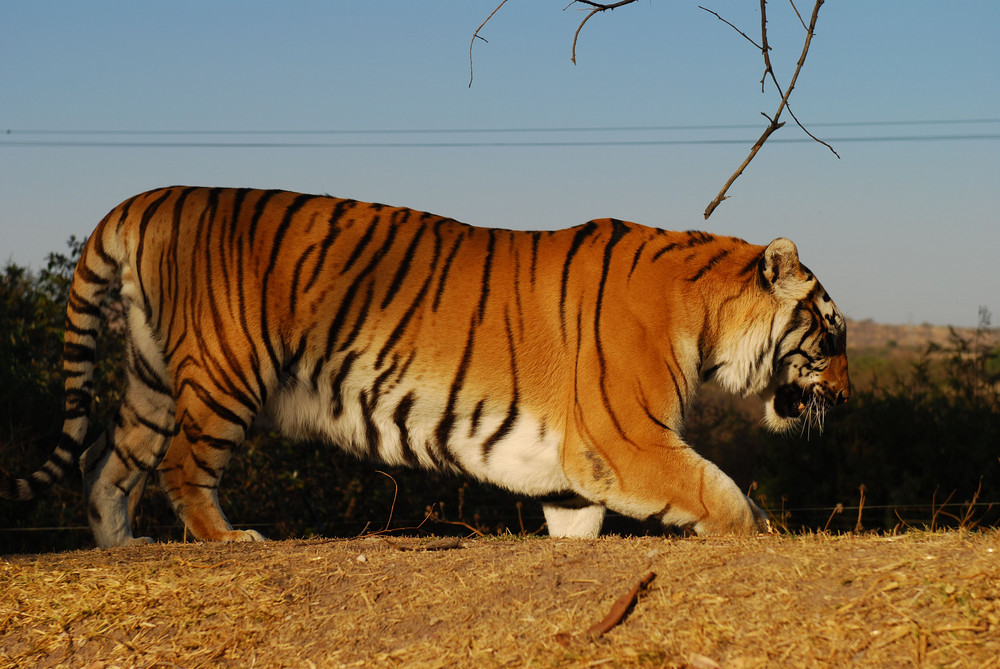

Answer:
[771,384,833,436]
[773,384,811,419]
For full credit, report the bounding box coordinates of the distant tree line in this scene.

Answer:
[1,241,998,553]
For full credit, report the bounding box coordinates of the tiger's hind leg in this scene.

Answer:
[81,378,176,548]
[156,389,265,543]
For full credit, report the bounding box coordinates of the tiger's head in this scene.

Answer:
[755,238,851,434]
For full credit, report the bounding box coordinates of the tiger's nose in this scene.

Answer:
[836,388,849,404]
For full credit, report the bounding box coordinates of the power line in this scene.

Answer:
[1,134,997,149]
[4,118,999,136]
[3,119,997,148]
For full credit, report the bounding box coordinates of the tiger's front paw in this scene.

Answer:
[218,529,267,542]
[746,496,774,535]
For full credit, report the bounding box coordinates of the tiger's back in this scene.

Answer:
[2,186,850,546]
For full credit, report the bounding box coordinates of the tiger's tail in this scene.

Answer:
[0,219,121,501]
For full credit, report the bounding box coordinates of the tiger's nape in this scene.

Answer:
[0,187,850,547]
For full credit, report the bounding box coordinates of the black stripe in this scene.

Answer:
[475,229,498,325]
[435,315,477,469]
[482,311,520,457]
[91,221,116,267]
[529,231,541,286]
[64,320,99,338]
[203,192,266,412]
[67,287,103,318]
[380,216,424,310]
[330,350,360,418]
[74,262,110,286]
[359,389,381,460]
[687,249,730,282]
[318,220,402,374]
[130,345,172,396]
[628,240,649,279]
[135,188,179,320]
[56,431,84,460]
[392,393,418,468]
[289,244,318,315]
[154,187,195,333]
[375,222,445,369]
[64,388,93,418]
[340,215,379,276]
[180,380,249,433]
[283,333,310,379]
[63,342,96,364]
[432,232,465,312]
[233,217,268,402]
[469,399,486,438]
[650,242,680,263]
[665,362,686,419]
[338,282,375,353]
[259,193,316,375]
[738,249,765,278]
[123,400,176,438]
[303,199,352,293]
[592,221,632,444]
[227,188,252,249]
[247,189,284,244]
[560,221,599,341]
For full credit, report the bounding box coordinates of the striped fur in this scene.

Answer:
[1,187,850,547]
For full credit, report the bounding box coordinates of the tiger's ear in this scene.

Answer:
[761,238,801,290]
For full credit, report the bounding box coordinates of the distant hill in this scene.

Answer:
[846,318,991,351]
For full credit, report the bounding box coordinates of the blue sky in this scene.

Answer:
[2,1,998,327]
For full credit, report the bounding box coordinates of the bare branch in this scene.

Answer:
[758,1,840,158]
[469,0,511,88]
[704,119,785,219]
[784,103,841,158]
[760,0,773,92]
[568,0,640,65]
[698,6,762,51]
[571,0,641,9]
[704,0,829,219]
[788,0,808,30]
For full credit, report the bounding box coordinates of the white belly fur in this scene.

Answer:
[260,377,571,497]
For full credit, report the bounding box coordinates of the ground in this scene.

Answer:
[2,531,998,668]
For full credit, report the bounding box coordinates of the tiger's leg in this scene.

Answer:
[563,435,768,536]
[542,495,606,538]
[156,394,265,543]
[81,384,176,548]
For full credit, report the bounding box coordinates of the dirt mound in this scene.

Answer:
[2,531,998,667]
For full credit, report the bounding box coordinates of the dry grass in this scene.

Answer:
[2,531,999,668]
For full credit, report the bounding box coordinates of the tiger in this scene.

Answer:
[0,186,850,548]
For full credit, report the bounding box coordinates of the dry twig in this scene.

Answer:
[586,571,656,638]
[469,0,511,87]
[703,0,835,219]
[823,502,844,533]
[470,0,640,84]
[854,484,867,533]
[567,0,640,65]
[555,570,656,646]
